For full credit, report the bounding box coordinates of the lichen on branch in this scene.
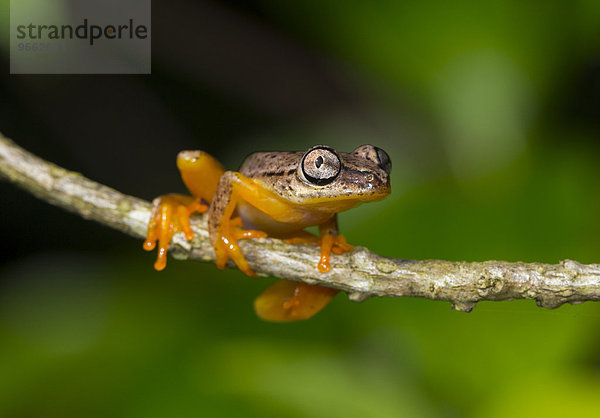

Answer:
[1,132,599,311]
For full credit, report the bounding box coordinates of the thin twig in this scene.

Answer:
[1,132,599,311]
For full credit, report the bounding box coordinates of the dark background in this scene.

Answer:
[1,1,600,416]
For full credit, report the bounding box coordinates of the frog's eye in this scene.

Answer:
[375,147,392,174]
[300,146,341,186]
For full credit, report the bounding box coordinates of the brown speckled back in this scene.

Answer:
[239,151,304,179]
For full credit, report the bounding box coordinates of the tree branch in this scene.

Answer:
[1,132,599,312]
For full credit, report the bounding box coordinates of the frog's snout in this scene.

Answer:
[362,172,391,200]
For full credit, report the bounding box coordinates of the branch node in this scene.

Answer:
[536,298,564,310]
[347,292,372,303]
[451,301,477,313]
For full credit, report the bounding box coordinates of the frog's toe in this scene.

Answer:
[177,205,194,240]
[331,235,354,254]
[153,246,168,271]
[143,216,158,251]
[234,228,268,240]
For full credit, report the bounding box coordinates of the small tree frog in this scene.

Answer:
[144,145,391,321]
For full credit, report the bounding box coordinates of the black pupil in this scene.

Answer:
[315,155,324,168]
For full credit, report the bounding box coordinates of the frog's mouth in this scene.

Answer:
[359,190,391,202]
[300,188,391,208]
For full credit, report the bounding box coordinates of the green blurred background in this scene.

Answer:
[1,0,600,416]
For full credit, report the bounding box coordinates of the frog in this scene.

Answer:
[143,144,391,321]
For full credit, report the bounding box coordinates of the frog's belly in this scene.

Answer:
[237,202,332,236]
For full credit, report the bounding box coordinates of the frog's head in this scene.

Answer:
[295,145,391,203]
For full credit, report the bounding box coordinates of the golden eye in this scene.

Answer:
[300,146,341,186]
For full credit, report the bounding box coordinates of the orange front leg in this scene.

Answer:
[208,171,268,277]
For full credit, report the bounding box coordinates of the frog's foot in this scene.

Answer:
[284,231,354,273]
[318,232,354,273]
[143,194,208,271]
[214,222,267,277]
[254,279,339,321]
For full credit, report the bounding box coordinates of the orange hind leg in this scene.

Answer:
[254,280,339,322]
